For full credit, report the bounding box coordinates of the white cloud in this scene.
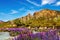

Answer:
[19,7,25,11]
[0,12,13,21]
[41,0,56,5]
[26,0,56,6]
[10,10,19,14]
[26,0,40,6]
[55,1,60,6]
[0,12,12,16]
[26,10,35,15]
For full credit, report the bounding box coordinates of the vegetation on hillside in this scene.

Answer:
[0,9,60,28]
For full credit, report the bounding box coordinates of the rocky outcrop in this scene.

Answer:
[20,13,33,22]
[19,9,60,22]
[33,9,59,19]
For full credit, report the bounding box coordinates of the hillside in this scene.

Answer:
[0,9,60,28]
[0,20,4,23]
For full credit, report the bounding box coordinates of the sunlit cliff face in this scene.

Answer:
[33,9,58,19]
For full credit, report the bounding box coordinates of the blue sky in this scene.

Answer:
[0,0,60,21]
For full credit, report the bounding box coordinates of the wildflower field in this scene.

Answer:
[0,28,60,40]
